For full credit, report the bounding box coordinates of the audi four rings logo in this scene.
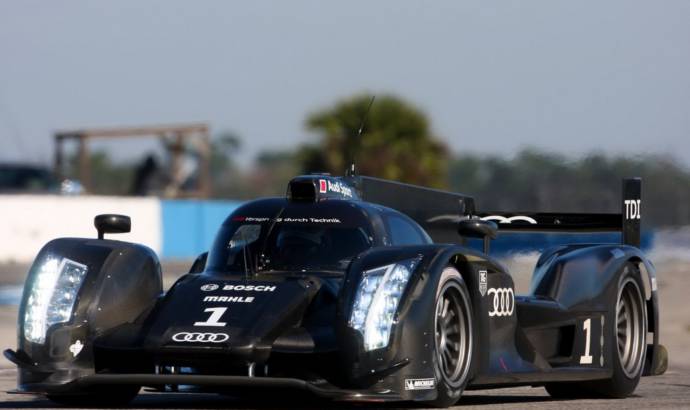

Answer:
[172,332,229,343]
[481,215,537,224]
[487,288,515,317]
[200,284,219,291]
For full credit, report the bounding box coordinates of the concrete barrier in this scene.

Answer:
[0,195,161,262]
[0,195,241,263]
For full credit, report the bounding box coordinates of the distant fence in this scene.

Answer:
[0,195,654,263]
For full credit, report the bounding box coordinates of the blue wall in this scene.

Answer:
[161,200,242,259]
[465,231,654,255]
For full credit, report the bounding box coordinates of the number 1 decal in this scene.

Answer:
[580,318,593,364]
[194,307,228,327]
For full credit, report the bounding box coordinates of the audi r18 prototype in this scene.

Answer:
[5,174,667,407]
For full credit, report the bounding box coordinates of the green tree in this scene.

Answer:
[248,150,301,197]
[209,132,245,198]
[300,94,449,188]
[448,148,690,227]
[64,150,135,195]
[211,136,301,199]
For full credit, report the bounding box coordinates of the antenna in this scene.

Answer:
[240,227,252,280]
[346,95,375,177]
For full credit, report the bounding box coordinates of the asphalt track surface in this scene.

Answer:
[1,368,689,409]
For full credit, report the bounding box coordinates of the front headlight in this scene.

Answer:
[349,258,419,351]
[24,257,88,344]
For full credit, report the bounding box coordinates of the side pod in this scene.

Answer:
[529,244,664,376]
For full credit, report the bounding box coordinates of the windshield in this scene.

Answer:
[207,215,375,274]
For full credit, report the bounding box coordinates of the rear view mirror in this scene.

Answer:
[94,214,131,239]
[457,218,497,239]
[458,218,497,254]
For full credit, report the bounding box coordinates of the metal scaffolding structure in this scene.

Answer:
[54,123,211,198]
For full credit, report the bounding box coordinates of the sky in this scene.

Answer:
[1,1,689,168]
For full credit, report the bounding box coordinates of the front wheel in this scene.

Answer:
[427,266,474,407]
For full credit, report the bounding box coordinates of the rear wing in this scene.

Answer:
[357,176,642,248]
[475,178,642,247]
[354,176,475,244]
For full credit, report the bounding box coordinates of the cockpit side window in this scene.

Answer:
[386,214,430,246]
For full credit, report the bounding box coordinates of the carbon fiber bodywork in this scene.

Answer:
[5,174,665,405]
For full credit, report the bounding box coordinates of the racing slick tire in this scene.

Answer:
[47,385,140,407]
[427,266,474,407]
[545,262,647,399]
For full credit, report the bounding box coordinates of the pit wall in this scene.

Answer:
[0,195,653,263]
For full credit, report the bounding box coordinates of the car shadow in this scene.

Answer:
[457,393,558,406]
[0,391,561,409]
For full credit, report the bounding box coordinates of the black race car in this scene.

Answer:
[5,174,667,407]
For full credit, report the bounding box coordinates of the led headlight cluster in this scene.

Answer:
[24,257,88,344]
[349,258,418,351]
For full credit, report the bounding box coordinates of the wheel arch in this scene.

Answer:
[608,250,660,372]
[625,253,663,376]
[425,247,508,384]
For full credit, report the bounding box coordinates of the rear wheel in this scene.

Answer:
[593,264,647,397]
[546,263,647,399]
[428,266,473,407]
